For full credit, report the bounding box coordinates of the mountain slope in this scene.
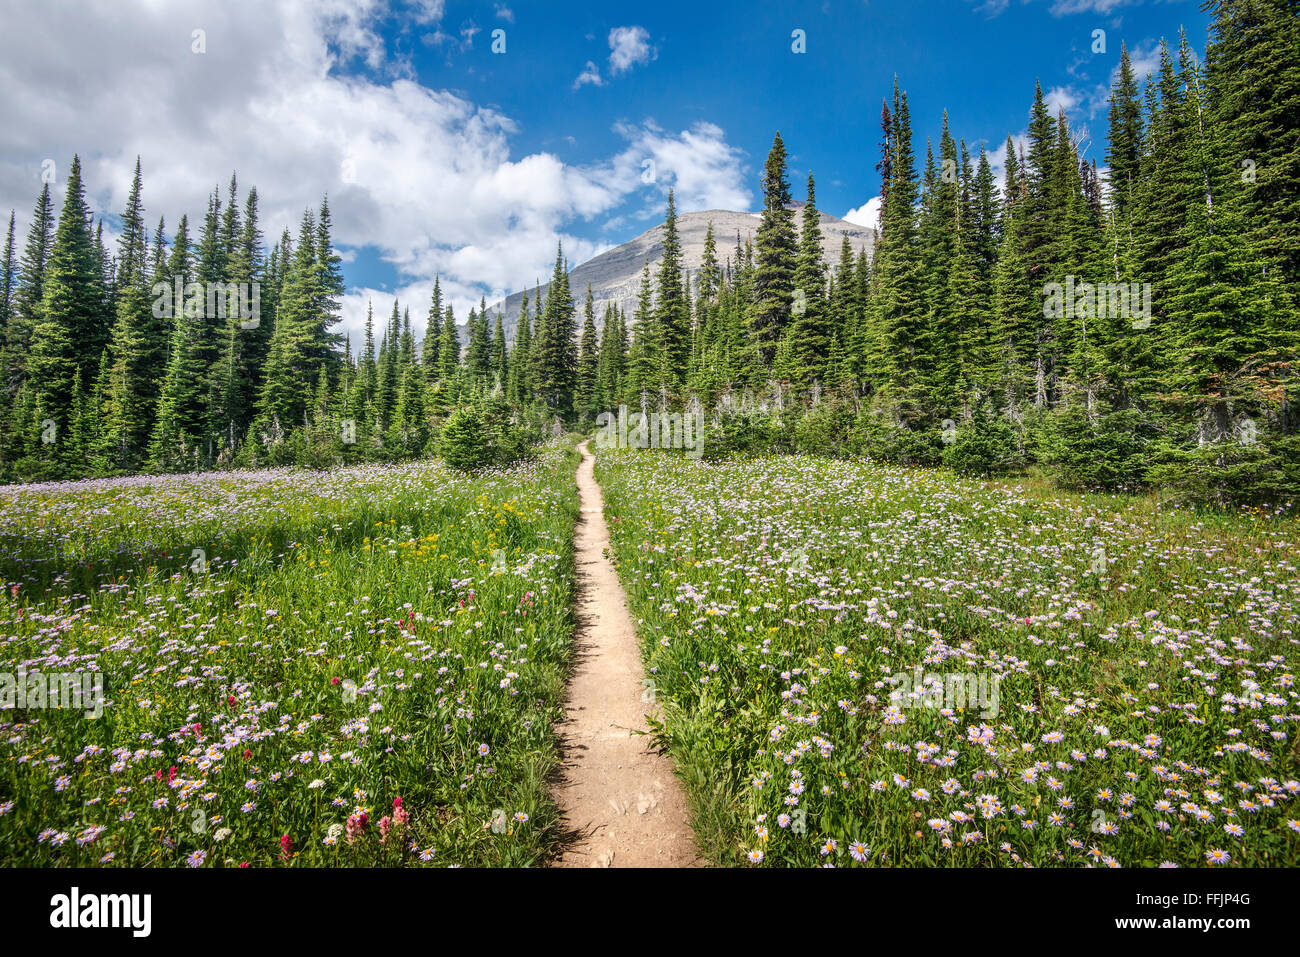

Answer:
[486,205,876,339]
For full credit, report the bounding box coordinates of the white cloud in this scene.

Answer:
[843,197,882,235]
[0,0,744,348]
[1044,82,1108,120]
[608,26,656,75]
[411,1,446,25]
[1044,85,1082,116]
[573,61,604,89]
[969,0,1149,18]
[1122,40,1163,86]
[1048,0,1137,15]
[985,133,1031,192]
[494,4,514,24]
[610,121,751,214]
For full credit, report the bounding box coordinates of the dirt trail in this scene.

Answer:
[551,440,699,868]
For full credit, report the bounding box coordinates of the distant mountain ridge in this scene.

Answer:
[482,205,876,340]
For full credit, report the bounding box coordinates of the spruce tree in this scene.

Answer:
[29,156,99,469]
[532,244,576,415]
[575,285,599,418]
[654,189,690,392]
[789,172,829,388]
[752,133,798,368]
[103,159,162,468]
[1106,42,1144,221]
[7,183,54,387]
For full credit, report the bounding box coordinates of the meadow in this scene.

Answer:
[595,448,1300,867]
[0,442,579,867]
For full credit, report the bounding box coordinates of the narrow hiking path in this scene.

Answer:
[551,440,699,868]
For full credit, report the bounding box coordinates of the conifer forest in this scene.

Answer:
[1,0,1298,903]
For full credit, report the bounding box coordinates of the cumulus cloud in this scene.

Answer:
[1122,40,1163,85]
[0,0,744,347]
[843,197,882,235]
[985,134,1032,192]
[1044,82,1109,121]
[573,61,604,89]
[575,25,657,90]
[610,121,751,214]
[608,26,656,74]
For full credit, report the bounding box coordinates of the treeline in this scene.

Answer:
[576,0,1300,504]
[0,0,1296,502]
[0,155,354,479]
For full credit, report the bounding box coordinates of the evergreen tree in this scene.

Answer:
[103,159,165,468]
[789,172,829,388]
[7,185,54,388]
[653,189,690,392]
[1204,0,1300,289]
[28,156,100,468]
[1106,42,1145,221]
[575,285,599,418]
[872,84,929,423]
[507,290,532,405]
[752,133,798,368]
[532,244,576,415]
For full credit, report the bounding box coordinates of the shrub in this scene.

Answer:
[439,399,539,472]
[942,403,1023,476]
[439,406,493,471]
[1148,432,1300,508]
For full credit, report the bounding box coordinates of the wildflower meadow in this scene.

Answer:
[0,443,579,867]
[595,447,1300,868]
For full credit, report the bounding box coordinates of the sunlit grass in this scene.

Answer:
[0,443,579,867]
[596,447,1300,868]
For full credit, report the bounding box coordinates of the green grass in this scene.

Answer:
[0,443,580,867]
[595,447,1300,868]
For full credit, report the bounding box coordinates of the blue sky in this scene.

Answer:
[0,0,1209,344]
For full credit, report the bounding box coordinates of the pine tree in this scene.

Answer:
[872,84,929,423]
[752,133,798,368]
[789,172,829,388]
[377,299,401,431]
[596,302,625,409]
[213,186,267,448]
[1106,42,1145,221]
[256,209,323,436]
[438,306,460,383]
[532,244,576,415]
[29,156,100,468]
[507,290,531,405]
[6,183,54,393]
[0,211,16,374]
[423,277,443,384]
[1162,44,1293,441]
[1204,0,1300,290]
[653,189,690,392]
[465,303,492,381]
[877,99,894,231]
[626,260,655,401]
[575,285,599,418]
[492,312,508,387]
[358,300,378,429]
[103,158,164,468]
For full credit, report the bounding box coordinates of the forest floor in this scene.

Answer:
[550,440,699,868]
